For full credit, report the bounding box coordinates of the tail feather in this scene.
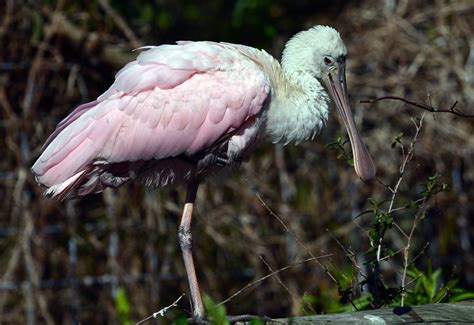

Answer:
[41,169,88,201]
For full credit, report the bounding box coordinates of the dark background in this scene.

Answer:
[1,0,473,323]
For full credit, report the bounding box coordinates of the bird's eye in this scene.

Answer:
[324,56,333,66]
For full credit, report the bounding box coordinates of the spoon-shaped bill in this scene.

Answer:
[323,61,375,182]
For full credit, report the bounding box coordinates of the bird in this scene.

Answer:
[32,25,375,321]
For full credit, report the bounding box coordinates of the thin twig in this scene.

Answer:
[410,242,430,264]
[326,229,365,278]
[22,207,54,325]
[22,1,64,118]
[135,294,184,325]
[259,255,307,313]
[378,114,425,259]
[399,116,428,307]
[97,0,141,49]
[256,193,338,283]
[0,0,13,39]
[388,115,425,213]
[400,199,428,307]
[378,248,403,262]
[360,96,473,118]
[0,233,22,319]
[404,273,424,288]
[217,255,332,307]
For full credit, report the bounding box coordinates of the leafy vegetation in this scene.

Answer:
[402,265,474,305]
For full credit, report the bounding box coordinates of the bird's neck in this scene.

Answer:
[265,67,330,145]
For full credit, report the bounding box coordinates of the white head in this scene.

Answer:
[282,25,347,78]
[283,25,375,182]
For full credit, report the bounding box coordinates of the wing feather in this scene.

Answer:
[32,41,271,195]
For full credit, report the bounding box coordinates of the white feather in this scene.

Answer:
[44,170,86,198]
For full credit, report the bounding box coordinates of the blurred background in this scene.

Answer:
[1,0,473,323]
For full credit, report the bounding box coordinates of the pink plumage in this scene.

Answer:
[32,41,271,200]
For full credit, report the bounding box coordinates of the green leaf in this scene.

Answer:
[368,230,378,247]
[432,287,448,303]
[115,287,133,325]
[384,248,396,257]
[249,318,265,325]
[391,132,404,149]
[367,198,378,210]
[449,291,474,302]
[324,141,337,149]
[401,264,474,305]
[174,314,189,325]
[204,295,229,325]
[31,11,43,43]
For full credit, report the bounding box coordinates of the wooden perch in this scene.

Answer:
[256,301,474,324]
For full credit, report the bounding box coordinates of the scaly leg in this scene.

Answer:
[178,181,205,320]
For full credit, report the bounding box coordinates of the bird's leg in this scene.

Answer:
[178,181,205,321]
[215,155,229,167]
[215,154,243,167]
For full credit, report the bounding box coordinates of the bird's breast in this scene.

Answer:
[226,112,267,161]
[265,76,329,145]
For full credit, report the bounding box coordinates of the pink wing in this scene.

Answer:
[32,41,271,198]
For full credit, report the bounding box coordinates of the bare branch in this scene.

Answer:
[136,294,184,325]
[259,256,301,310]
[360,96,474,118]
[97,0,141,49]
[218,255,332,307]
[410,242,430,265]
[401,198,429,307]
[388,114,425,238]
[52,14,136,69]
[326,229,366,278]
[22,1,65,118]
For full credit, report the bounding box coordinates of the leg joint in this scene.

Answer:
[178,225,192,250]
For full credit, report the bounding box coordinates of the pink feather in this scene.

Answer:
[32,41,271,199]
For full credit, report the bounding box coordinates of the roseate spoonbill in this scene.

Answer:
[32,25,375,320]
